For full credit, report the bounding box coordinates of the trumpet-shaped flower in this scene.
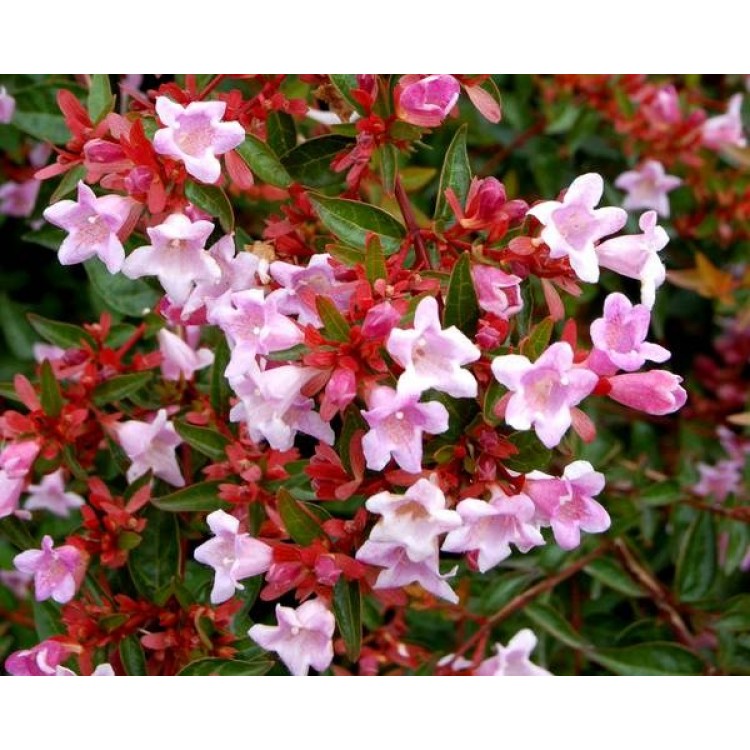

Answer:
[24,469,84,518]
[14,535,86,604]
[615,160,682,218]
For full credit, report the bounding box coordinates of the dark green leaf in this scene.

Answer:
[333,578,362,662]
[521,317,554,361]
[50,164,86,203]
[32,600,63,641]
[151,481,227,513]
[184,181,234,233]
[27,313,95,349]
[675,510,716,602]
[504,432,552,472]
[316,296,350,342]
[174,421,230,462]
[585,557,646,598]
[379,143,398,194]
[128,505,180,598]
[443,252,479,336]
[281,135,352,187]
[434,124,471,223]
[119,634,148,675]
[483,378,506,426]
[92,372,152,406]
[329,74,364,112]
[210,336,231,418]
[85,258,160,317]
[236,134,292,188]
[13,111,69,144]
[39,359,63,418]
[590,643,704,676]
[87,74,114,124]
[0,294,35,360]
[525,601,590,650]
[0,517,37,550]
[266,111,297,157]
[309,193,405,255]
[640,480,682,507]
[178,657,273,676]
[365,236,387,286]
[326,243,365,267]
[277,488,329,546]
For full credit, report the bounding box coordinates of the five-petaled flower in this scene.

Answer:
[14,535,87,604]
[615,160,682,218]
[474,629,551,676]
[394,74,460,128]
[24,469,85,518]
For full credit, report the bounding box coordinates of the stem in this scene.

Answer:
[198,75,227,101]
[478,117,547,177]
[394,174,431,269]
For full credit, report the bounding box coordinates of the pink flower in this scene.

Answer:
[43,181,133,273]
[122,213,220,305]
[0,441,40,519]
[210,288,302,378]
[0,179,41,217]
[24,469,85,518]
[249,599,335,676]
[694,460,743,503]
[153,97,245,184]
[615,160,682,218]
[386,296,480,398]
[56,663,116,677]
[525,461,608,550]
[589,292,670,373]
[0,569,32,598]
[194,510,272,604]
[157,329,214,381]
[14,535,86,604]
[472,265,524,319]
[5,640,71,676]
[606,370,687,415]
[0,86,15,123]
[361,301,401,339]
[114,408,184,487]
[702,94,746,150]
[365,478,461,562]
[475,629,551,676]
[527,173,627,283]
[394,75,460,128]
[643,85,681,126]
[361,385,449,473]
[491,342,598,449]
[595,211,668,308]
[356,540,458,603]
[442,487,544,572]
[229,363,333,450]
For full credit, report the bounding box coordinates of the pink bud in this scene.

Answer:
[606,370,687,415]
[320,368,357,421]
[394,75,460,128]
[83,139,127,165]
[472,264,524,319]
[362,301,401,339]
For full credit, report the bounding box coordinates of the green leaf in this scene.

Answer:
[525,601,590,650]
[210,336,231,418]
[32,599,64,641]
[236,134,292,188]
[483,378,506,426]
[326,243,365,267]
[675,510,717,602]
[92,372,152,406]
[266,111,297,157]
[50,164,86,203]
[434,124,471,223]
[329,74,364,112]
[87,74,114,124]
[333,578,362,662]
[13,111,69,144]
[0,382,22,403]
[309,193,405,255]
[281,135,352,187]
[177,657,273,676]
[716,595,750,632]
[584,557,646,598]
[39,359,63,418]
[443,252,479,336]
[0,516,37,550]
[590,643,704,676]
[27,313,96,349]
[316,296,350,342]
[504,432,552,473]
[365,236,387,286]
[0,294,35,360]
[119,634,148,676]
[640,480,682,507]
[151,481,227,513]
[184,181,234,233]
[400,166,438,193]
[277,488,329,546]
[174,422,230,462]
[85,258,160,317]
[128,505,180,599]
[379,143,398,194]
[521,317,554,361]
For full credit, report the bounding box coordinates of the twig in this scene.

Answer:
[394,174,431,269]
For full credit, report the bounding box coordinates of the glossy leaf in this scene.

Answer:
[590,643,704,676]
[87,74,114,124]
[675,510,717,602]
[119,634,148,676]
[128,505,180,598]
[236,134,292,188]
[333,578,362,662]
[281,135,352,187]
[39,359,63,418]
[443,252,479,336]
[174,421,230,462]
[85,258,160,317]
[434,124,471,223]
[316,296,350,342]
[525,601,590,650]
[92,372,152,406]
[178,657,274,676]
[27,313,95,349]
[151,481,227,513]
[184,181,234,233]
[266,111,297,157]
[277,488,329,546]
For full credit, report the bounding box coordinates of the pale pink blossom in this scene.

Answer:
[693,460,743,503]
[491,342,598,449]
[595,211,669,309]
[56,663,116,676]
[0,441,40,519]
[14,535,86,604]
[361,385,449,473]
[387,296,480,398]
[24,469,84,517]
[157,329,214,381]
[0,86,15,123]
[527,173,627,283]
[475,629,551,676]
[525,460,609,550]
[153,97,245,184]
[702,94,746,150]
[589,292,670,373]
[249,599,335,676]
[472,265,524,319]
[394,75,460,128]
[43,181,133,273]
[0,179,40,217]
[615,160,682,218]
[114,408,184,487]
[194,510,273,604]
[0,569,32,598]
[5,640,71,676]
[606,370,687,415]
[442,487,544,572]
[122,213,220,306]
